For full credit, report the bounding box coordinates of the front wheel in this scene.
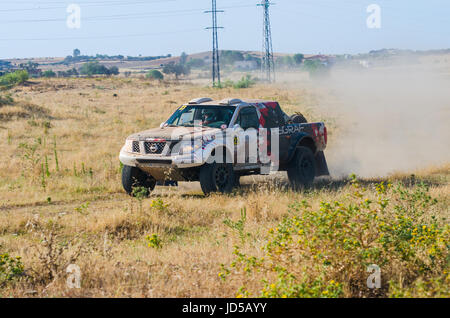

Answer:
[122,165,156,197]
[287,146,316,190]
[199,162,235,195]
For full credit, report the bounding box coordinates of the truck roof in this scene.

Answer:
[186,97,276,106]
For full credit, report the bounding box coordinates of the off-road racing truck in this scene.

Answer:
[119,98,329,195]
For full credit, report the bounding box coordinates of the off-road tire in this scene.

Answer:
[233,175,241,188]
[199,162,235,195]
[122,165,156,196]
[287,146,316,190]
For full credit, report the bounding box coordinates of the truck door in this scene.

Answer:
[235,106,260,165]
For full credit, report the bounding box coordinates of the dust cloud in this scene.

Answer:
[311,61,450,178]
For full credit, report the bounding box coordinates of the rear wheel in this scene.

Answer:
[233,175,241,188]
[287,146,316,190]
[199,162,234,195]
[122,165,156,196]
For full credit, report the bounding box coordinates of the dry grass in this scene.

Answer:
[0,77,448,297]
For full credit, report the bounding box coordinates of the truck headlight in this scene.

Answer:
[124,139,133,152]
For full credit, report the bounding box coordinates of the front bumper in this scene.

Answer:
[119,147,204,169]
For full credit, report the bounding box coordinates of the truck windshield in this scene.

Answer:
[166,105,236,128]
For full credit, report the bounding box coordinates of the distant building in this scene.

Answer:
[304,55,334,66]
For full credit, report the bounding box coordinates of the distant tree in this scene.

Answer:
[221,50,245,65]
[79,61,110,76]
[162,63,190,79]
[109,66,119,75]
[43,69,56,78]
[293,53,305,65]
[277,56,295,68]
[303,59,329,78]
[57,68,78,78]
[73,48,81,57]
[180,52,188,65]
[146,70,164,80]
[186,58,205,69]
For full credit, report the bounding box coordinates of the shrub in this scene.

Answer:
[186,58,205,69]
[0,253,24,286]
[220,176,449,298]
[293,53,305,65]
[162,63,190,79]
[79,62,119,76]
[146,234,162,249]
[0,70,29,87]
[233,75,255,89]
[303,60,329,78]
[43,70,56,78]
[146,70,164,81]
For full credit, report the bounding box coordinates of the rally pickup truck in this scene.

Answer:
[119,97,329,195]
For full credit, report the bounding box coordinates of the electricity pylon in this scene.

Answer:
[205,0,224,87]
[257,0,275,83]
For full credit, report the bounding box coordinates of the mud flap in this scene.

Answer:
[315,151,329,176]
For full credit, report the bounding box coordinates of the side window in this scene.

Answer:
[237,107,259,130]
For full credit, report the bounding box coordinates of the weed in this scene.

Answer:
[74,202,90,215]
[223,208,250,244]
[146,234,162,249]
[150,198,168,213]
[0,253,24,286]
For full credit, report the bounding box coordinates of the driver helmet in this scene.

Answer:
[203,109,217,123]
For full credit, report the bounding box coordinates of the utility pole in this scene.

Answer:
[258,0,275,83]
[205,0,224,87]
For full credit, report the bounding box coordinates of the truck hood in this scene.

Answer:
[128,126,220,141]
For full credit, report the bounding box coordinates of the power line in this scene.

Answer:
[0,0,177,12]
[258,0,275,83]
[0,28,203,41]
[205,0,224,87]
[0,4,256,24]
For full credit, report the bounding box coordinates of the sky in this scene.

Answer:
[0,0,449,59]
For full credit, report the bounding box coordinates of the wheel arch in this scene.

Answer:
[206,145,234,164]
[287,136,317,163]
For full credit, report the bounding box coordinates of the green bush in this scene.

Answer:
[0,70,29,87]
[218,75,255,89]
[0,253,24,285]
[293,53,305,65]
[220,177,449,298]
[146,234,162,249]
[146,70,164,80]
[233,75,255,89]
[79,62,118,76]
[43,70,56,78]
[162,63,190,79]
[303,60,329,78]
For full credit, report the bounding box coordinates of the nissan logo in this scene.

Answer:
[149,144,158,153]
